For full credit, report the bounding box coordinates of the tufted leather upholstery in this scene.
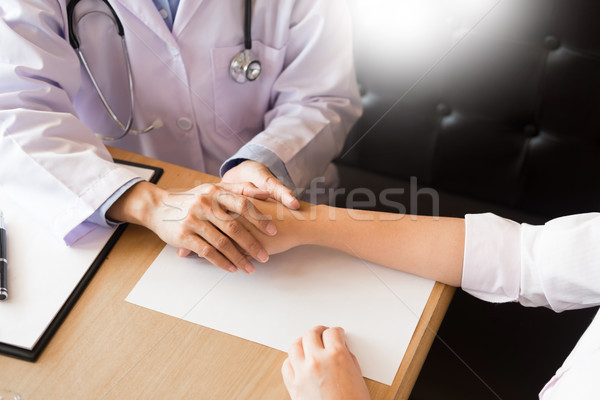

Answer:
[337,2,600,398]
[339,0,600,218]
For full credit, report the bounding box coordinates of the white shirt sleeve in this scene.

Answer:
[463,213,600,400]
[462,212,600,312]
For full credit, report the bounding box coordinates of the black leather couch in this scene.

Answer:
[335,1,600,398]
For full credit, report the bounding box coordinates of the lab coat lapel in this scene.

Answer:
[172,0,206,37]
[109,0,179,49]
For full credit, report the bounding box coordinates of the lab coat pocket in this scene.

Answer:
[211,41,286,138]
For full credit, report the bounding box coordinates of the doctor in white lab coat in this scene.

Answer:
[0,0,362,272]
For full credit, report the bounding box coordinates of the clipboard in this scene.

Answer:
[0,160,162,362]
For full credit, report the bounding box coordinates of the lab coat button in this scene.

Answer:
[159,9,169,19]
[177,117,194,131]
[168,46,179,56]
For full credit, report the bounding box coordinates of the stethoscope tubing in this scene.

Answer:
[68,1,154,139]
[67,0,257,140]
[77,37,136,141]
[244,0,252,50]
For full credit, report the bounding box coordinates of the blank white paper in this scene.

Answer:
[126,244,435,385]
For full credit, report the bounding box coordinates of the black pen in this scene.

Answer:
[0,210,7,301]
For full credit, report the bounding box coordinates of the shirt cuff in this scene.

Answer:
[85,178,144,228]
[220,144,296,190]
[462,213,522,303]
[63,221,98,246]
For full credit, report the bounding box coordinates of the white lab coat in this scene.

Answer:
[0,0,361,242]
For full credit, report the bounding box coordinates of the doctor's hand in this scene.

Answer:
[221,160,300,210]
[282,326,371,400]
[107,181,277,274]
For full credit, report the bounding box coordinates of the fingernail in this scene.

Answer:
[266,223,277,235]
[228,265,237,273]
[290,198,300,209]
[245,262,256,274]
[257,250,269,263]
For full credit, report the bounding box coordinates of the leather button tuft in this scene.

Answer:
[436,103,451,116]
[544,35,560,50]
[358,83,367,97]
[523,124,538,137]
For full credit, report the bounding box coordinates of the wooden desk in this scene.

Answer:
[0,148,454,399]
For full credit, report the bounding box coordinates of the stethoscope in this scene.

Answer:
[66,0,261,141]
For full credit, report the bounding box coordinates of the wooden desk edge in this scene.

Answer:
[108,146,219,186]
[392,282,456,399]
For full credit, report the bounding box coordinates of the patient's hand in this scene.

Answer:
[282,326,371,400]
[177,198,317,258]
[237,198,314,255]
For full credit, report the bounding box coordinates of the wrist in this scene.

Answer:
[294,204,330,247]
[107,181,164,228]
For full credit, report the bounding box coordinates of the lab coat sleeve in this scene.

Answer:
[220,144,295,190]
[462,212,600,312]
[86,178,144,228]
[0,0,140,243]
[240,0,363,191]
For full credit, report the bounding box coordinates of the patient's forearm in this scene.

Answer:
[304,206,465,286]
[253,202,465,287]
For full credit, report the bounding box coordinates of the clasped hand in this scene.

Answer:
[149,182,278,274]
[109,160,299,273]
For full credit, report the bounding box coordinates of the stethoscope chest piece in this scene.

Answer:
[230,49,262,83]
